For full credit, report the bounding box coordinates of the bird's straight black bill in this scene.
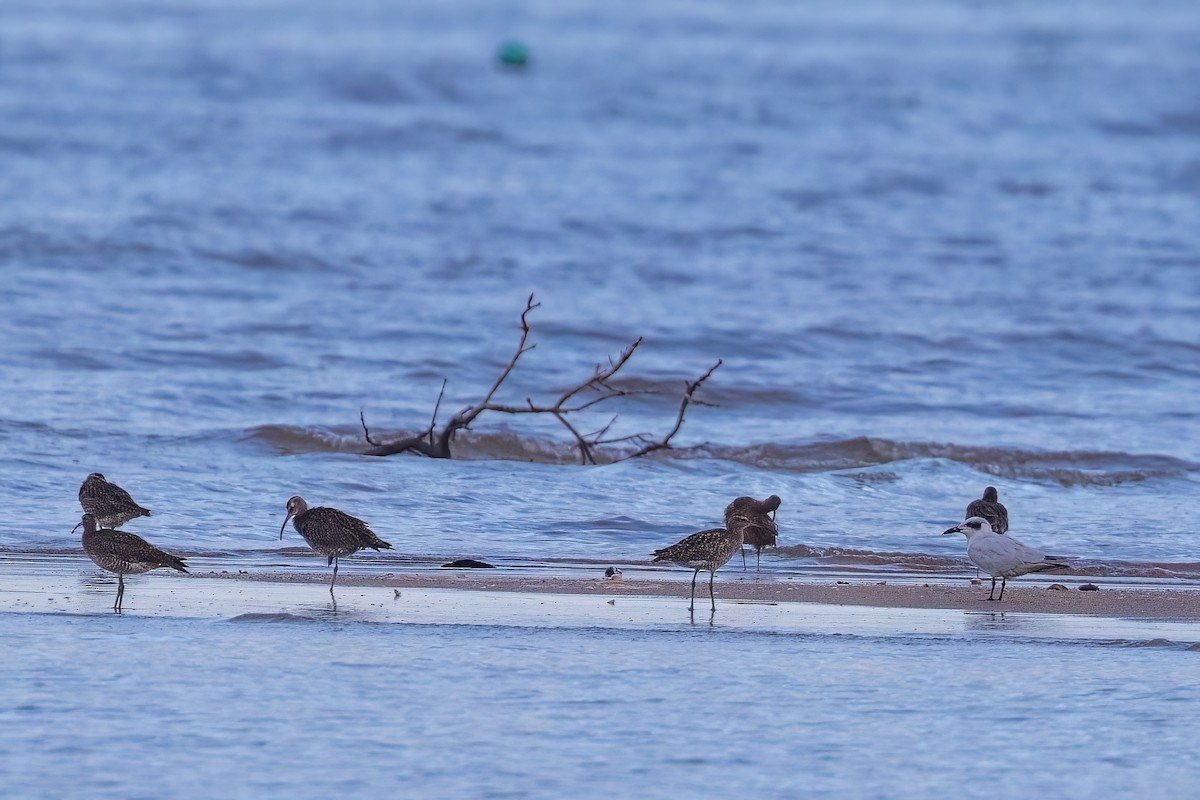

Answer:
[940,526,961,535]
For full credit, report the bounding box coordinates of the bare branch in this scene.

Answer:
[593,431,652,446]
[464,293,539,422]
[586,414,621,441]
[419,293,541,456]
[427,379,447,446]
[551,411,596,465]
[617,359,723,461]
[358,295,722,463]
[552,338,642,409]
[362,431,445,458]
[359,409,380,447]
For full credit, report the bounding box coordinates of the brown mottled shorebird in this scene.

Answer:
[74,513,187,613]
[280,496,393,593]
[651,526,743,612]
[78,472,151,529]
[725,494,781,571]
[966,486,1008,535]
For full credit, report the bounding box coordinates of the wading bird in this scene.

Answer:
[652,526,743,612]
[74,513,187,613]
[78,472,151,529]
[942,516,1067,601]
[725,494,781,571]
[965,486,1008,535]
[280,496,393,593]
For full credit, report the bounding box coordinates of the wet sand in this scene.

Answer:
[218,569,1200,620]
[4,553,1199,622]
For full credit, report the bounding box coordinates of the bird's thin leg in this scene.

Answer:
[114,574,124,613]
[756,548,762,572]
[987,576,997,601]
[689,570,698,612]
[709,570,716,612]
[998,577,1006,601]
[741,548,747,571]
[330,558,339,594]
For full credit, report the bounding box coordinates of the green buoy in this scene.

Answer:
[497,40,530,68]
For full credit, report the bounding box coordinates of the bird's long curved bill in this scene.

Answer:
[279,514,292,540]
[940,526,961,535]
[71,521,82,535]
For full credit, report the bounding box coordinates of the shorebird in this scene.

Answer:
[651,526,743,612]
[74,513,187,613]
[78,472,151,529]
[280,496,393,593]
[942,516,1068,600]
[725,494,781,571]
[965,486,1008,534]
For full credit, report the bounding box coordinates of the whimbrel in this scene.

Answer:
[74,513,187,613]
[725,494,781,571]
[280,496,393,593]
[651,526,743,612]
[78,472,151,529]
[965,486,1008,535]
[941,517,1067,600]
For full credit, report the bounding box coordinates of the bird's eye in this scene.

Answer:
[967,521,981,529]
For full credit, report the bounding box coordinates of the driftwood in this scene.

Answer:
[359,294,721,464]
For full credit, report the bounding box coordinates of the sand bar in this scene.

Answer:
[3,554,1200,643]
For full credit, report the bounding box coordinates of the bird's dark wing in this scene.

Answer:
[309,507,393,551]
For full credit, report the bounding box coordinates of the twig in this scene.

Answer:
[552,410,596,465]
[464,294,539,423]
[359,409,380,447]
[617,359,722,460]
[427,379,447,446]
[587,414,621,441]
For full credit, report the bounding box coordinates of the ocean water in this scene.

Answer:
[2,0,1198,575]
[2,587,1200,799]
[1,1,1200,793]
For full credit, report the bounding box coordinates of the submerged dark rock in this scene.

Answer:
[1078,583,1100,591]
[441,558,496,569]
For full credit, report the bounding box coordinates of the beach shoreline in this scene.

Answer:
[211,569,1200,620]
[4,553,1199,621]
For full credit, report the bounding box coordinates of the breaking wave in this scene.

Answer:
[684,438,1197,485]
[245,426,1198,485]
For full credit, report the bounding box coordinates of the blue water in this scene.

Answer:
[2,601,1199,799]
[2,0,1199,571]
[2,0,1199,575]
[2,1,1200,794]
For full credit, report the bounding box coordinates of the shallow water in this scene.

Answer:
[2,0,1198,577]
[2,592,1200,799]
